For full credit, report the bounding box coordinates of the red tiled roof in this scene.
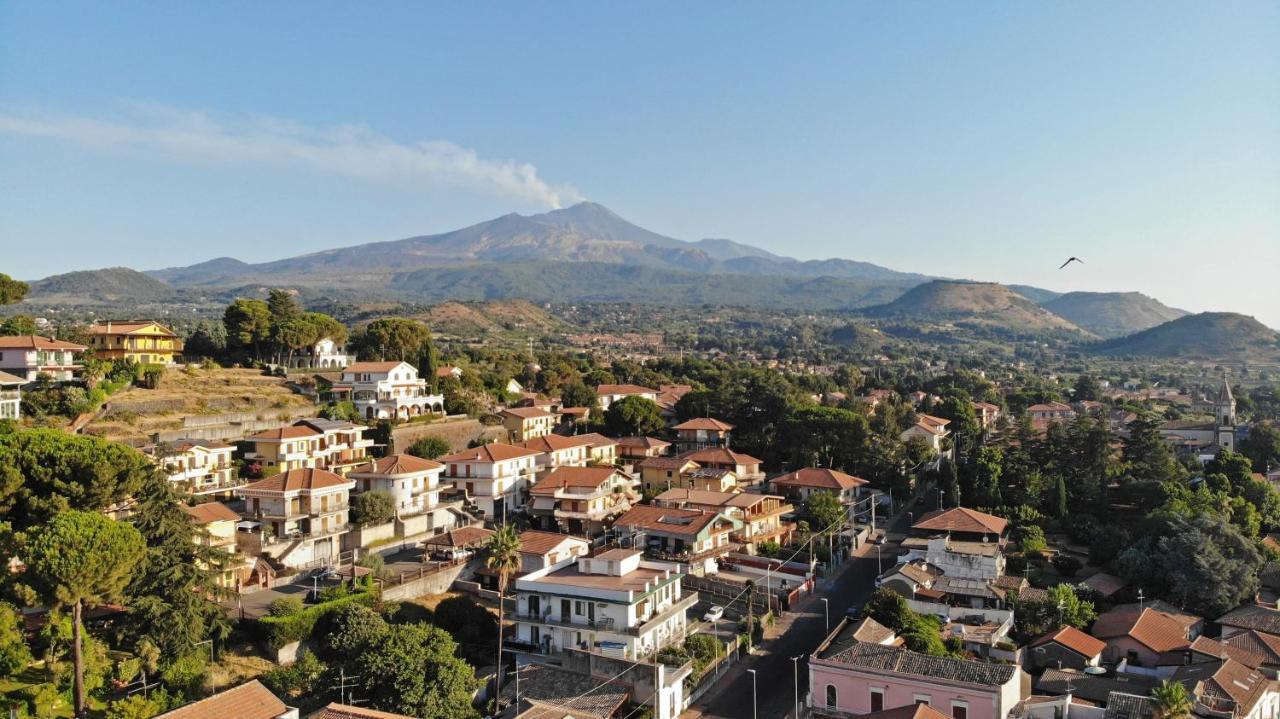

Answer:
[678,447,761,466]
[912,507,1008,535]
[518,530,587,557]
[530,466,621,495]
[345,361,407,373]
[501,406,554,419]
[439,443,541,463]
[351,454,443,475]
[517,434,590,453]
[612,504,728,537]
[858,703,952,719]
[596,383,657,396]
[423,526,493,548]
[772,467,867,491]
[241,468,351,493]
[617,436,671,449]
[673,417,735,431]
[157,680,287,719]
[247,425,319,441]
[0,334,86,350]
[1092,607,1191,653]
[87,320,177,336]
[181,502,241,524]
[638,456,699,470]
[308,702,415,718]
[1031,626,1107,658]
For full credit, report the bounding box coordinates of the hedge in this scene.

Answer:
[254,590,376,650]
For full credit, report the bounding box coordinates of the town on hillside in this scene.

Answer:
[0,280,1279,719]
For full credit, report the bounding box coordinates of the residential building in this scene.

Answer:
[502,406,557,442]
[156,680,296,719]
[771,467,869,505]
[333,361,444,420]
[182,501,251,589]
[1217,605,1280,640]
[236,468,355,569]
[243,419,372,475]
[439,443,541,520]
[0,370,23,420]
[288,337,355,369]
[512,548,696,661]
[308,705,414,719]
[1028,626,1107,671]
[809,622,1025,719]
[595,384,658,411]
[436,365,464,380]
[517,433,593,470]
[973,401,1002,430]
[636,456,701,494]
[1091,606,1195,667]
[348,454,444,517]
[672,417,734,452]
[85,320,183,365]
[499,664,630,719]
[1028,402,1076,425]
[910,507,1009,544]
[517,530,591,573]
[1034,670,1156,708]
[0,335,85,381]
[1170,658,1280,719]
[653,488,793,554]
[575,432,619,465]
[145,438,239,495]
[898,535,1005,582]
[901,414,952,465]
[677,447,764,484]
[611,504,741,574]
[616,436,671,461]
[528,466,638,535]
[1157,379,1238,455]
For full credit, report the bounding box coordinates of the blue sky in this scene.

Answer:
[2,2,1278,326]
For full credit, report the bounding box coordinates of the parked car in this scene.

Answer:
[703,605,725,622]
[845,605,863,621]
[430,547,473,562]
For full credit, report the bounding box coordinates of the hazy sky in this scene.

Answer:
[2,3,1278,326]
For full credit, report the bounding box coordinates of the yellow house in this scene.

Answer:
[86,320,184,365]
[181,502,250,589]
[500,407,557,442]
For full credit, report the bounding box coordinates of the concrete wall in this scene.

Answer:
[381,561,468,601]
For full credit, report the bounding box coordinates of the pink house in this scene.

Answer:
[810,621,1026,719]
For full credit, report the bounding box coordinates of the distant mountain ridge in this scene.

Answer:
[1092,312,1280,359]
[1042,291,1187,338]
[861,280,1088,336]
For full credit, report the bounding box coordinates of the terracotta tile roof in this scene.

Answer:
[560,406,590,416]
[501,406,554,419]
[438,443,542,463]
[241,468,352,493]
[1166,636,1267,670]
[182,502,242,524]
[1109,600,1200,630]
[880,560,941,585]
[573,432,617,448]
[850,616,898,644]
[156,680,288,719]
[673,417,735,431]
[168,438,233,452]
[423,526,494,548]
[612,504,728,537]
[1029,402,1074,412]
[88,320,177,335]
[247,425,319,441]
[308,703,414,718]
[678,447,761,466]
[1224,630,1280,663]
[344,361,407,373]
[909,414,952,436]
[516,434,589,452]
[638,456,698,471]
[1217,605,1280,635]
[821,640,1017,686]
[1081,572,1127,598]
[654,488,776,509]
[351,454,443,475]
[912,507,1008,535]
[858,704,952,719]
[1035,670,1155,704]
[0,334,86,350]
[1031,626,1107,658]
[1173,658,1270,715]
[518,530,587,557]
[1091,607,1191,653]
[530,466,622,495]
[616,436,671,449]
[0,370,25,384]
[772,467,867,491]
[596,383,657,396]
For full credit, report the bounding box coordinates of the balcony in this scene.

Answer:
[0,391,19,401]
[187,477,249,495]
[625,592,698,637]
[516,608,617,631]
[646,542,736,563]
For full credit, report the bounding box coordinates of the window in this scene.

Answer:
[914,694,931,706]
[575,600,585,616]
[870,689,884,712]
[952,703,968,719]
[825,685,837,708]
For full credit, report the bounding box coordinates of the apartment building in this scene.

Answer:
[671,417,734,452]
[0,370,23,420]
[653,488,793,554]
[144,438,239,496]
[348,453,444,518]
[513,548,696,662]
[243,419,372,475]
[439,443,542,521]
[182,501,251,589]
[236,468,355,569]
[611,504,742,575]
[528,466,638,535]
[85,320,183,365]
[0,335,85,381]
[502,406,558,442]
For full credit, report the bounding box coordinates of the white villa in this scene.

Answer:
[348,453,444,518]
[289,337,356,369]
[334,361,444,420]
[513,548,696,662]
[439,443,542,521]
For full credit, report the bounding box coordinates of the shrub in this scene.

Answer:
[1052,555,1083,577]
[351,491,396,526]
[256,591,376,650]
[757,540,781,558]
[406,436,452,459]
[269,596,304,617]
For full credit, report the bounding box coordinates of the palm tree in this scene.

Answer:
[1151,679,1194,719]
[486,524,522,711]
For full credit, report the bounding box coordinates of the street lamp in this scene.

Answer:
[936,488,943,510]
[747,668,758,719]
[820,597,829,636]
[791,655,803,719]
[877,544,883,574]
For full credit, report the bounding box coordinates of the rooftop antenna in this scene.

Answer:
[1137,588,1145,612]
[331,668,365,706]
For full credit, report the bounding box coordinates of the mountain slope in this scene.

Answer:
[861,280,1087,335]
[28,267,176,304]
[1093,312,1280,359]
[1042,291,1187,338]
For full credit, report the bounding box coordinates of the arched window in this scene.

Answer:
[826,684,838,708]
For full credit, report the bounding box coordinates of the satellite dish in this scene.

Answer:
[1083,666,1108,675]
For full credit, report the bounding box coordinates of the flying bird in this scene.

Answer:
[1059,257,1083,269]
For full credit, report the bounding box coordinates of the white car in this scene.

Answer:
[703,605,725,622]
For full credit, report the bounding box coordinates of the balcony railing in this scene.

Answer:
[0,391,19,401]
[516,609,617,631]
[625,592,698,637]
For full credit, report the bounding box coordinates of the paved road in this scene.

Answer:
[690,508,914,719]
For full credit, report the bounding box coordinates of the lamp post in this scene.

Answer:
[748,668,758,719]
[937,487,943,510]
[877,544,883,574]
[791,655,803,719]
[820,597,829,636]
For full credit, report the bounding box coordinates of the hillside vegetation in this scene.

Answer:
[862,280,1087,336]
[1092,312,1280,359]
[1042,291,1186,338]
